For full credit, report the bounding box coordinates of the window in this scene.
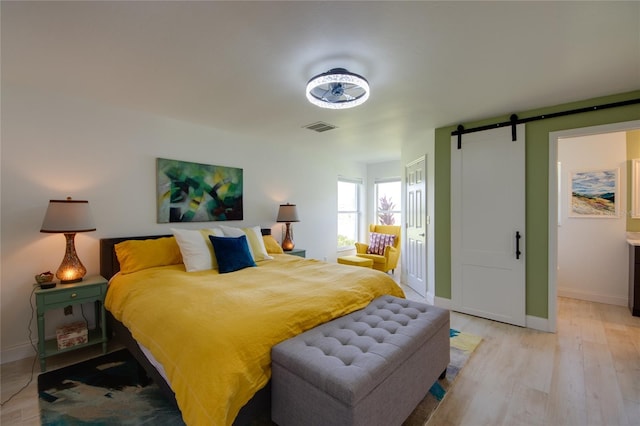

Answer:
[337,178,361,250]
[375,180,401,226]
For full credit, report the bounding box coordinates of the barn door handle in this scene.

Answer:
[419,233,425,237]
[515,231,522,259]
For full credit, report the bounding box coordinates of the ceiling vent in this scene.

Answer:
[303,121,338,133]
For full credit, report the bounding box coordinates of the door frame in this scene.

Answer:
[548,119,640,333]
[404,156,428,299]
[401,154,435,303]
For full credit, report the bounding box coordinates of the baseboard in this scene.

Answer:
[557,287,627,307]
[434,296,452,310]
[1,341,36,365]
[425,290,435,305]
[434,297,552,332]
[526,315,551,332]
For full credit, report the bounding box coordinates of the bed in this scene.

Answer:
[99,231,404,426]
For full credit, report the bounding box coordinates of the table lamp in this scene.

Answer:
[276,203,299,251]
[40,197,96,283]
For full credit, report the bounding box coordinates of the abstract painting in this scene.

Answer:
[157,158,243,223]
[570,169,618,217]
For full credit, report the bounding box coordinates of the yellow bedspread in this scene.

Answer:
[105,255,404,426]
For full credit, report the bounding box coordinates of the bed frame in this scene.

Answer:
[99,233,271,425]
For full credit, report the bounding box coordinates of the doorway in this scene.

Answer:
[405,157,427,298]
[557,133,628,305]
[548,120,640,332]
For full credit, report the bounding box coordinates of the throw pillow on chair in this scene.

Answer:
[367,232,396,256]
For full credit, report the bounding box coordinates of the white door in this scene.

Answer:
[451,125,526,326]
[405,157,427,297]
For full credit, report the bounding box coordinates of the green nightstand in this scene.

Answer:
[284,248,306,258]
[35,275,108,371]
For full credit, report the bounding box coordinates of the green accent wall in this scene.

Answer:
[435,90,640,319]
[628,130,640,232]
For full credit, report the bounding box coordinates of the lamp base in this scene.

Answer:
[55,233,87,284]
[60,277,83,284]
[281,222,295,251]
[282,240,295,251]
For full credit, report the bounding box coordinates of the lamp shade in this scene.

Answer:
[41,199,96,233]
[276,204,299,223]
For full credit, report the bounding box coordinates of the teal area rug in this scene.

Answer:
[39,330,481,425]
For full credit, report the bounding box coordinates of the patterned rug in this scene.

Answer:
[38,349,184,426]
[403,329,483,425]
[39,330,481,425]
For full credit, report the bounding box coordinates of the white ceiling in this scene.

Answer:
[3,1,639,163]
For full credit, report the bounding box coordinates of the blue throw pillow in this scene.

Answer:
[208,235,256,273]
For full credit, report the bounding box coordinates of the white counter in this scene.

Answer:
[627,232,640,246]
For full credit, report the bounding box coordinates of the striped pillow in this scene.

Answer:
[367,232,396,256]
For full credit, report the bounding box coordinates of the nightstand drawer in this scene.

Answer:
[43,286,101,305]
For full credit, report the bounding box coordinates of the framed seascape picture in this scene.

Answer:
[569,168,618,218]
[157,158,243,223]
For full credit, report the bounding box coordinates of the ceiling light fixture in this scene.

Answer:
[306,68,370,109]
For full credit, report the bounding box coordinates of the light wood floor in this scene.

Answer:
[2,295,639,426]
[427,297,640,426]
[1,340,124,425]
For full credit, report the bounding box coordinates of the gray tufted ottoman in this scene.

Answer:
[271,295,450,426]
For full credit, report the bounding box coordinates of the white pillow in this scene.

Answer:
[172,228,224,272]
[218,225,273,262]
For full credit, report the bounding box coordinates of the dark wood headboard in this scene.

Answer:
[100,228,273,280]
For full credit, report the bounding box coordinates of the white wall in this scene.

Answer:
[0,85,367,363]
[557,132,627,306]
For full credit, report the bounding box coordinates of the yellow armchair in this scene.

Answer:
[355,225,401,273]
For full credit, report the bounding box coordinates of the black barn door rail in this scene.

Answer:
[453,98,640,149]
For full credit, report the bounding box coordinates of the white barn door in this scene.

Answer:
[451,125,526,326]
